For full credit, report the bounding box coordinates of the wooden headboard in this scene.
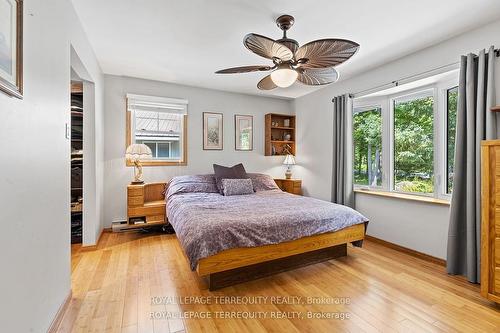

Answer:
[143,182,167,203]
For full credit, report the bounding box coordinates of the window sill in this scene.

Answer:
[354,189,450,206]
[125,159,187,167]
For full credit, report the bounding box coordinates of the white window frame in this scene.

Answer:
[352,103,385,189]
[353,78,458,201]
[440,81,459,199]
[390,87,436,197]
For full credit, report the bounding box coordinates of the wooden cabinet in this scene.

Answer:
[274,179,302,195]
[265,114,296,156]
[113,182,167,231]
[481,140,500,303]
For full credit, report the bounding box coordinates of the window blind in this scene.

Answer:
[126,94,188,115]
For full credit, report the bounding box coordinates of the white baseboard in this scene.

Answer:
[47,290,72,333]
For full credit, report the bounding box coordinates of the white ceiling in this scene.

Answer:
[71,0,500,99]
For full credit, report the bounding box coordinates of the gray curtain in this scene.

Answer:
[447,46,497,283]
[332,94,354,207]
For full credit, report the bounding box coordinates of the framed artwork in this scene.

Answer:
[203,112,223,150]
[0,0,23,98]
[235,115,253,151]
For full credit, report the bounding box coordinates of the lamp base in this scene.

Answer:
[285,170,292,179]
[131,180,145,185]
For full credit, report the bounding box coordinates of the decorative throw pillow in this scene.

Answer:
[213,163,248,194]
[221,179,254,196]
[247,173,280,191]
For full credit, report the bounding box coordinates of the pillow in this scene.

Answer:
[166,174,219,200]
[213,163,248,194]
[221,179,254,196]
[247,173,280,191]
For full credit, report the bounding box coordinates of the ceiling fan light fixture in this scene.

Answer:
[215,14,360,91]
[271,66,298,88]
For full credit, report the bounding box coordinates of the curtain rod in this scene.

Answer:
[332,48,500,101]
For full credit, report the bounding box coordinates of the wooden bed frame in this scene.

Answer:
[159,180,366,290]
[197,223,367,290]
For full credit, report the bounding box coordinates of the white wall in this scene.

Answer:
[104,75,293,226]
[355,194,450,258]
[0,1,104,332]
[294,19,500,259]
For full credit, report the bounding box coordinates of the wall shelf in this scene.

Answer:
[271,126,294,130]
[265,113,296,156]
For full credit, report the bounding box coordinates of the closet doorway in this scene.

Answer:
[70,45,100,256]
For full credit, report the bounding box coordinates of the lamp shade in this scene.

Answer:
[283,154,296,166]
[126,144,152,160]
[271,65,298,88]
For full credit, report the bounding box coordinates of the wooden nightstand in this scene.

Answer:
[274,179,302,195]
[114,182,167,231]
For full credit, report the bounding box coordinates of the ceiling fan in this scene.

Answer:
[215,14,360,90]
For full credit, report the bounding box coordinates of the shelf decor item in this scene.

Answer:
[235,115,253,151]
[203,112,223,150]
[0,0,23,98]
[283,154,296,179]
[125,144,152,184]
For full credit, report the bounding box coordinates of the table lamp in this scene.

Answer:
[126,144,152,184]
[283,154,296,179]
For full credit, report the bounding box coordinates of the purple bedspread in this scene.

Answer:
[166,175,368,270]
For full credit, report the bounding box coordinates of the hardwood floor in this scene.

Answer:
[57,231,500,333]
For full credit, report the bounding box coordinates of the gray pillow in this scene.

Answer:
[247,173,280,191]
[165,174,219,200]
[213,163,248,194]
[221,179,254,196]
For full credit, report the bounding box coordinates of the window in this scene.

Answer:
[352,71,459,200]
[126,94,188,166]
[353,107,382,186]
[393,92,434,194]
[446,86,458,193]
[143,141,171,158]
[134,110,182,160]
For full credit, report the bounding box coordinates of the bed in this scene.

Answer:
[166,174,368,290]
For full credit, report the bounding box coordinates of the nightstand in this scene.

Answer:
[274,178,302,195]
[114,182,167,231]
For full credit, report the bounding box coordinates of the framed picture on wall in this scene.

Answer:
[203,112,223,150]
[0,0,23,98]
[235,115,253,151]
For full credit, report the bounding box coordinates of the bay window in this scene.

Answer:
[352,73,458,200]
